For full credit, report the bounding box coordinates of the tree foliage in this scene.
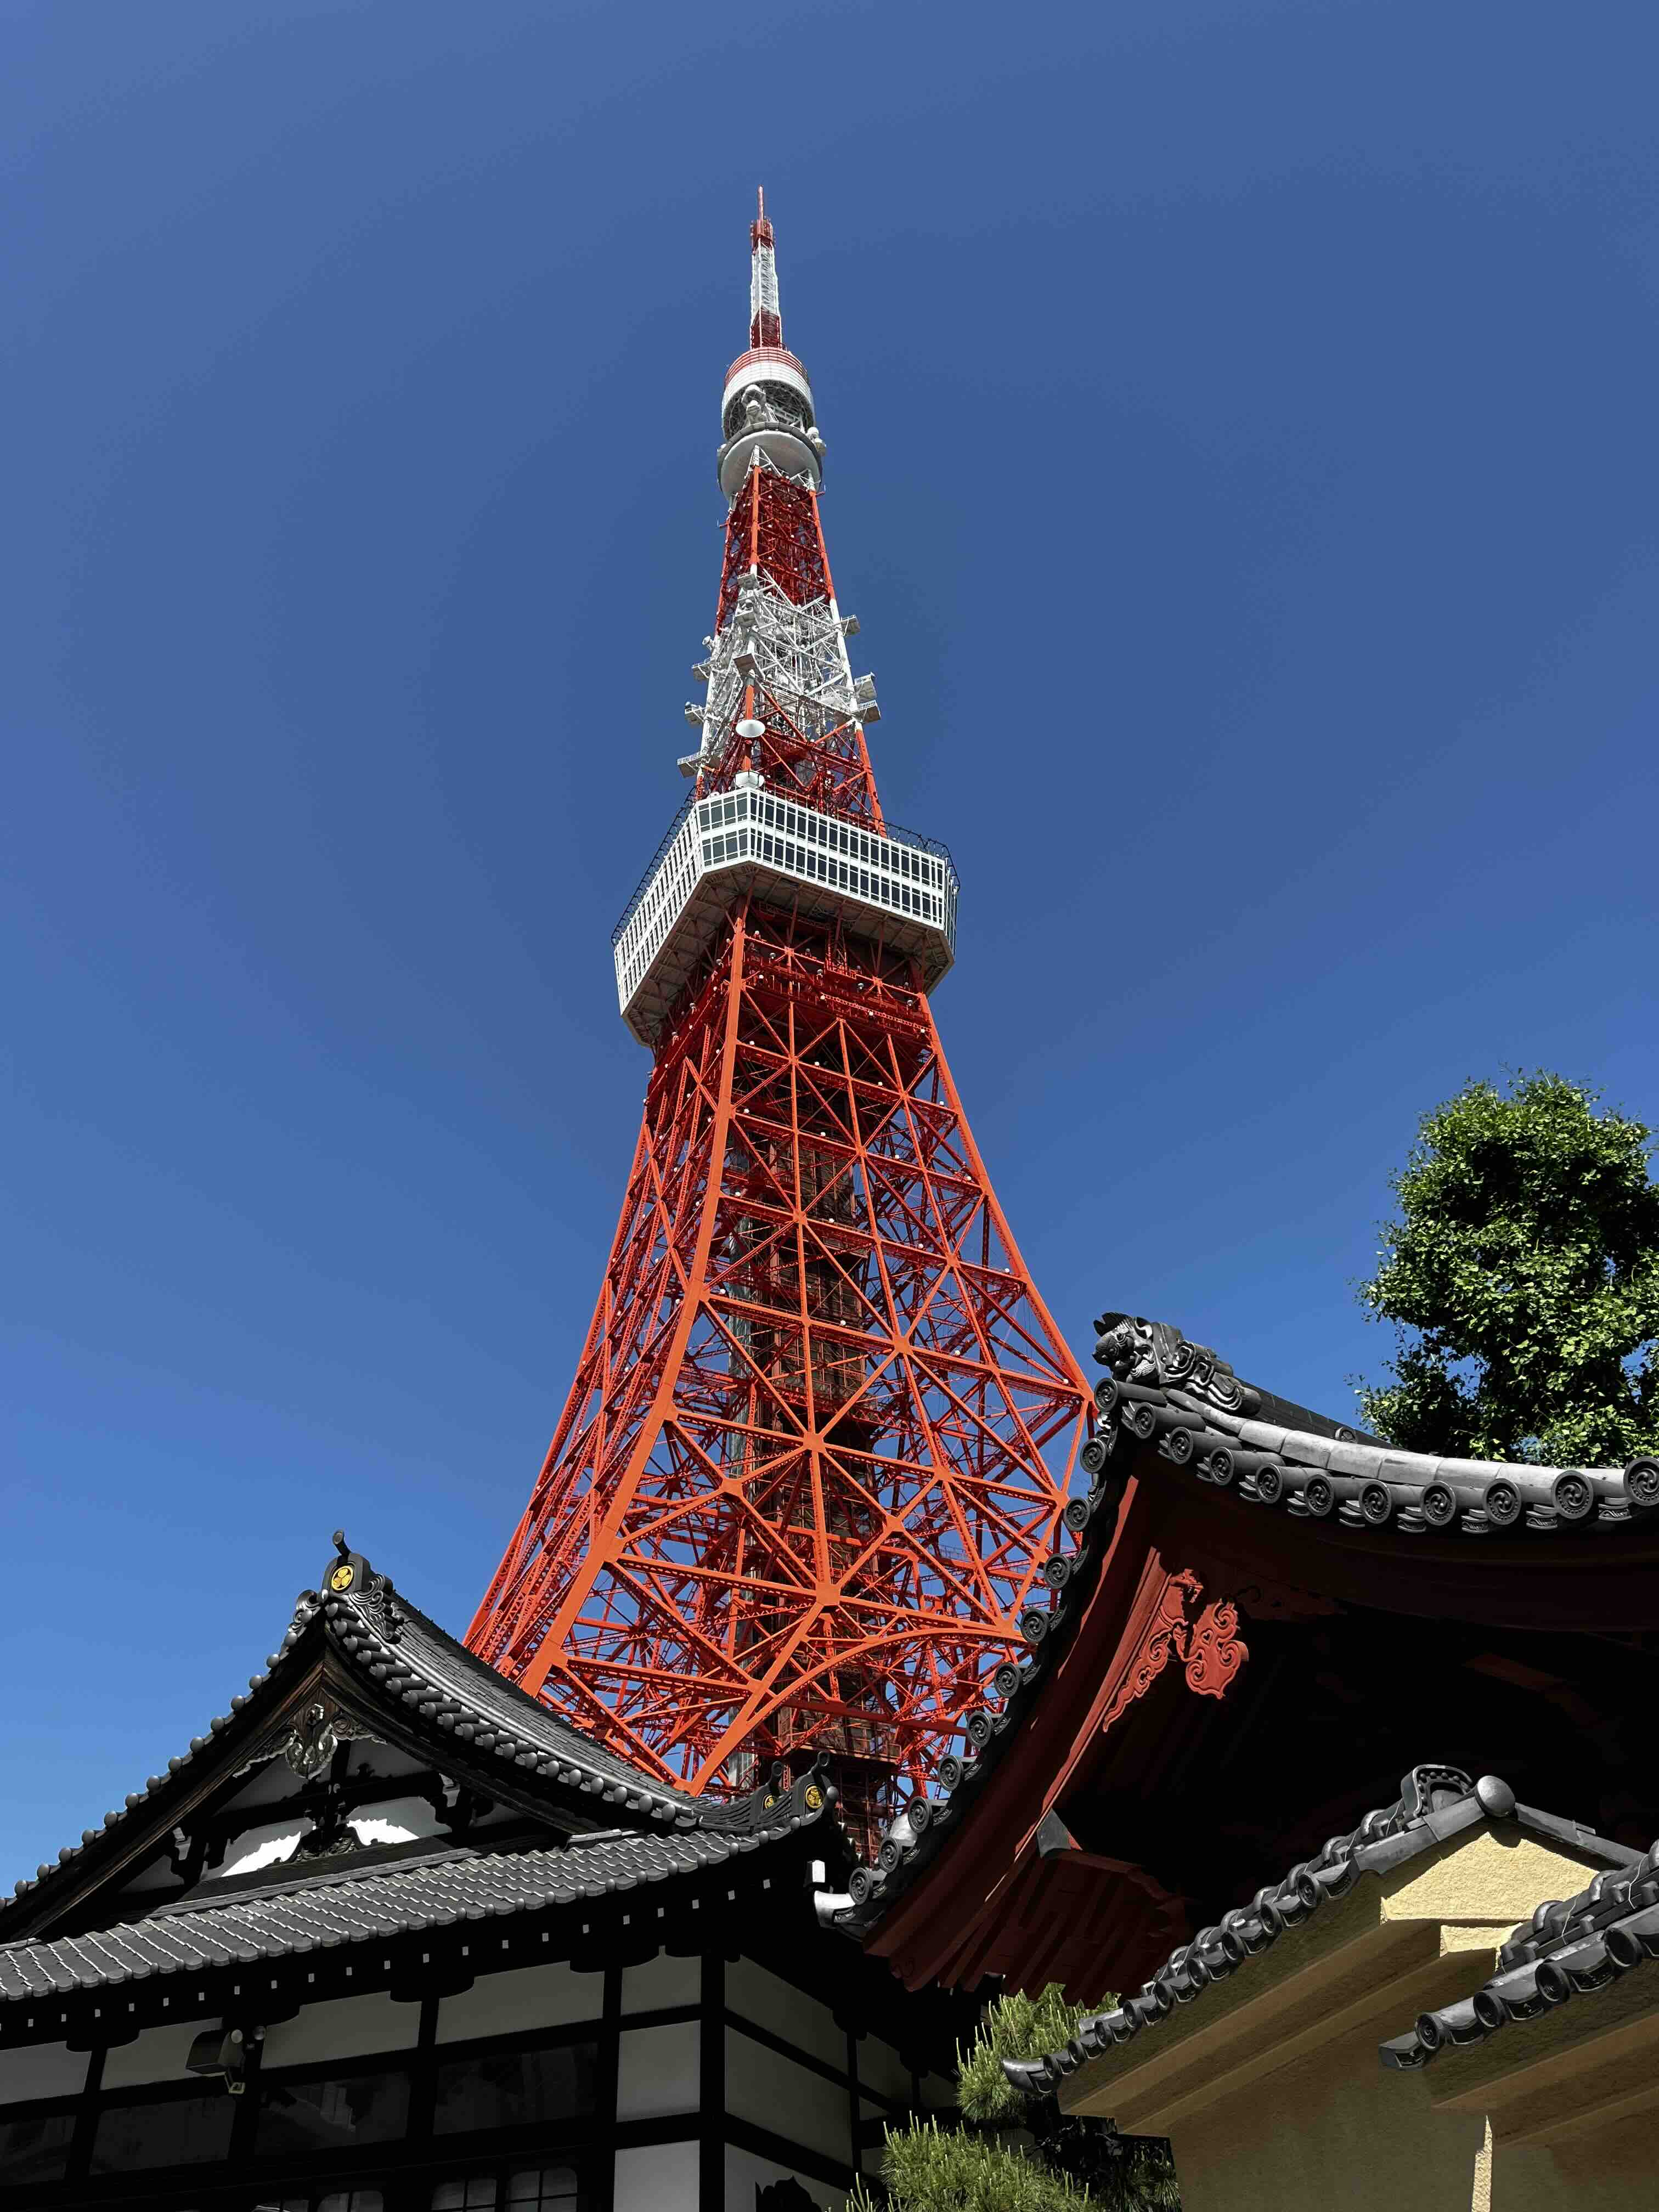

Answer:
[848,1987,1180,2212]
[1356,1073,1659,1465]
[848,2119,1097,2212]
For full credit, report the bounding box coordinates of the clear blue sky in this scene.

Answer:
[4,0,1656,1886]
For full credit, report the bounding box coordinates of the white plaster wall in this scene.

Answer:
[856,2034,911,2101]
[726,2025,849,2165]
[0,2042,88,2104]
[726,1957,845,2069]
[348,1793,444,1846]
[614,2141,698,2212]
[616,2021,699,2121]
[101,2021,207,2090]
[259,1992,421,2069]
[622,1950,701,2013]
[724,2143,843,2210]
[213,1819,309,1878]
[436,1961,603,2043]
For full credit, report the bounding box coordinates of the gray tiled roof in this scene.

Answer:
[831,1313,1659,1934]
[0,1820,820,2004]
[3,1533,832,1930]
[1092,1314,1657,1535]
[1001,1767,1638,2099]
[1382,1833,1659,2070]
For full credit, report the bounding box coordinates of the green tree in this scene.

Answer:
[848,1986,1180,2212]
[1356,1073,1659,1465]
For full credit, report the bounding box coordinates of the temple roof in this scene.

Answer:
[996,1763,1638,2096]
[1086,1313,1655,1537]
[1384,1827,1659,2070]
[829,1313,1659,2002]
[1,1532,836,1954]
[0,1822,804,2005]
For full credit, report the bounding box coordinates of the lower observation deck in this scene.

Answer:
[612,783,958,1045]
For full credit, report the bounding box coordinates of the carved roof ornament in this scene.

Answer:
[279,1697,371,1782]
[1094,1313,1260,1420]
[1092,1312,1652,1534]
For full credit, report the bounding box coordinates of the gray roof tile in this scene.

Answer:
[3,1533,837,1933]
[1383,1834,1659,2069]
[1002,1767,1637,2098]
[0,1822,812,2006]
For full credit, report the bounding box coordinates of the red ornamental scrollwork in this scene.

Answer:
[1099,1568,1248,1735]
[1182,1596,1245,1699]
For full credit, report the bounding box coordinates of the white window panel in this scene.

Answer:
[435,1962,603,2044]
[620,1951,701,2013]
[614,2142,698,2212]
[259,1992,421,2069]
[725,2025,849,2166]
[0,2042,88,2105]
[726,1959,845,2073]
[616,2021,699,2121]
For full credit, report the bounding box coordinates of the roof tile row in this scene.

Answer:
[0,1822,809,2004]
[1002,1765,1640,2098]
[3,1533,830,1933]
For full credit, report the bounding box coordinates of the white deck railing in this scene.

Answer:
[613,787,958,1041]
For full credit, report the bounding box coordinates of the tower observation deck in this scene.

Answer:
[467,196,1090,1845]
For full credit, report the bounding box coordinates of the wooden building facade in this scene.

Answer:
[0,1541,968,2212]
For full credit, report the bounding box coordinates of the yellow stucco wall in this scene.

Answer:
[1058,1818,1659,2212]
[1165,2012,1489,2212]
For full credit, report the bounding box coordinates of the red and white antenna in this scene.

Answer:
[749,185,782,348]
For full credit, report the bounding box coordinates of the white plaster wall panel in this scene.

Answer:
[723,2143,843,2210]
[856,2034,911,2101]
[213,1819,310,1878]
[0,2042,88,2104]
[348,1793,444,1845]
[918,2069,955,2107]
[726,2026,849,2165]
[259,1992,421,2069]
[621,1950,701,2014]
[614,2141,699,2211]
[725,1957,845,2069]
[101,2021,209,2089]
[615,2021,699,2121]
[436,1961,603,2044]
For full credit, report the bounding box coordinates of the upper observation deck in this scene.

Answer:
[612,780,958,1046]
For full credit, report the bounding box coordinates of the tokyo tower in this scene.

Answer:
[466,196,1089,1834]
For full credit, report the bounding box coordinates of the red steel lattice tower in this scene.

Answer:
[467,196,1090,1835]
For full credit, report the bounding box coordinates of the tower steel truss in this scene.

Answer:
[467,196,1088,1839]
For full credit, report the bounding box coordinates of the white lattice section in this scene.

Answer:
[690,566,861,775]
